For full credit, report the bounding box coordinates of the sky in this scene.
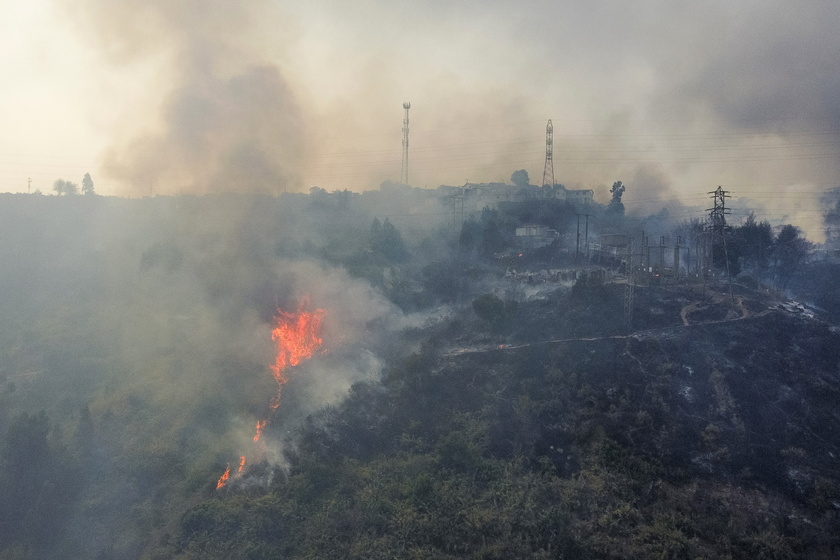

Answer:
[1,0,839,235]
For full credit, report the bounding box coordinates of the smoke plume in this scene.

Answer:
[63,0,306,195]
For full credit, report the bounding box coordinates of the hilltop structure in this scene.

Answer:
[437,181,594,214]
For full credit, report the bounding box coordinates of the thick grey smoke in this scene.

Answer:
[57,0,840,234]
[106,63,306,195]
[63,0,306,195]
[669,4,840,136]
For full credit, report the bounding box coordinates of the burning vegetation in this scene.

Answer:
[0,185,839,559]
[217,300,326,489]
[269,300,326,410]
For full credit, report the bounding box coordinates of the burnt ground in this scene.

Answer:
[164,280,840,559]
[436,280,840,552]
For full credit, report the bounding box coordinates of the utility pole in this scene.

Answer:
[448,186,466,230]
[27,177,31,194]
[659,236,666,276]
[458,187,465,226]
[624,236,634,331]
[575,213,592,260]
[674,236,682,280]
[584,214,591,259]
[401,102,411,186]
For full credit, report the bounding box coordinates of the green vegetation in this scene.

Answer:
[165,304,840,559]
[0,190,838,559]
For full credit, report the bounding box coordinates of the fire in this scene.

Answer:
[269,300,326,409]
[216,464,231,489]
[215,298,326,489]
[253,420,267,442]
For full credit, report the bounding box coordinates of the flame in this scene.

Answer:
[269,300,326,409]
[253,420,267,442]
[216,464,231,489]
[215,299,326,489]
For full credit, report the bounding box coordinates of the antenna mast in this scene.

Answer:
[401,102,411,185]
[542,119,554,188]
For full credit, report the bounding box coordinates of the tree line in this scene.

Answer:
[52,173,95,196]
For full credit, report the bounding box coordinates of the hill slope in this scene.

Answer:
[169,284,840,559]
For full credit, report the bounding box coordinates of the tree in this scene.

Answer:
[459,218,481,253]
[0,411,81,550]
[382,218,408,262]
[479,208,506,255]
[370,218,407,262]
[370,218,382,250]
[52,179,78,196]
[511,169,530,188]
[81,173,95,195]
[712,234,741,277]
[820,188,840,249]
[472,293,516,332]
[380,218,408,262]
[606,181,626,216]
[734,214,773,276]
[771,224,812,288]
[472,293,505,323]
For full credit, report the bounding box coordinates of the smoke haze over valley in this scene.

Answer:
[1,0,838,238]
[2,1,840,558]
[1,172,840,557]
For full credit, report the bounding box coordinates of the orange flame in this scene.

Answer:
[269,300,326,409]
[215,299,326,489]
[253,420,267,442]
[216,464,231,489]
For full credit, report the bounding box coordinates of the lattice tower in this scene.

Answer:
[542,119,555,188]
[401,102,411,185]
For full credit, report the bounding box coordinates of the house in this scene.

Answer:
[515,224,559,249]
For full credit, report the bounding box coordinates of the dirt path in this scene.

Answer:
[679,294,754,326]
[448,300,776,357]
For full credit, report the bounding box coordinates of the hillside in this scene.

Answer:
[0,193,838,559]
[167,284,840,559]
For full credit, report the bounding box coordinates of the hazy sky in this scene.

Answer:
[1,0,838,230]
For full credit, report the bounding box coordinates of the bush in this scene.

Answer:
[472,294,516,333]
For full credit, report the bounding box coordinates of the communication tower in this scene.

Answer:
[401,102,411,185]
[542,120,555,188]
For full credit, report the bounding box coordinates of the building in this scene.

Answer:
[438,182,595,214]
[515,224,559,249]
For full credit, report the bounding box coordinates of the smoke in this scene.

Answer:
[619,164,681,215]
[669,3,840,137]
[105,64,306,195]
[61,0,307,195]
[261,260,404,418]
[53,0,840,237]
[137,204,420,471]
